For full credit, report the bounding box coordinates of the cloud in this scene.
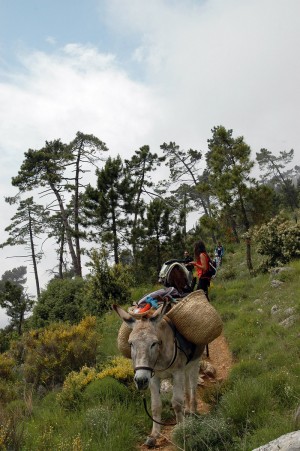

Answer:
[0,43,164,152]
[103,0,300,155]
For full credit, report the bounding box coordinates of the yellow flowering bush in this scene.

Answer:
[57,366,97,409]
[97,356,134,381]
[14,316,99,388]
[58,356,134,409]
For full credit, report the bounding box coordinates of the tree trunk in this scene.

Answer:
[238,189,253,271]
[156,229,161,274]
[17,310,24,336]
[50,182,82,277]
[58,226,65,279]
[246,237,253,273]
[28,209,40,297]
[111,208,119,264]
[231,218,240,243]
[74,143,83,277]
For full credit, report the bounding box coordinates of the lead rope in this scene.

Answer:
[142,395,177,426]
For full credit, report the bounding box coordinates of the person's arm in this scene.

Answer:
[191,253,208,271]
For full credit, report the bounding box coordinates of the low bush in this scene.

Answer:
[173,414,233,451]
[83,377,132,406]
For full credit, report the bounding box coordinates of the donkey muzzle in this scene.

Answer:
[134,366,154,390]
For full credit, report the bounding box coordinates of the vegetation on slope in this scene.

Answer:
[0,207,299,450]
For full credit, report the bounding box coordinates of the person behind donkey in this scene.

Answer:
[190,240,211,301]
[190,240,211,357]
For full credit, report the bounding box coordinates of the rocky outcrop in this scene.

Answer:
[252,430,300,450]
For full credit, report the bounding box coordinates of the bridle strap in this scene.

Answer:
[134,366,155,377]
[155,335,177,373]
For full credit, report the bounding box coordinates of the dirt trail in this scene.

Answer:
[138,334,233,450]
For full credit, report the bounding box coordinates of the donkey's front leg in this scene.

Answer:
[145,375,161,447]
[172,370,185,423]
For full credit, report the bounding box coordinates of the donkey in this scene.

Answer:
[113,303,204,447]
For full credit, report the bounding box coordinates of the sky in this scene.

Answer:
[0,0,300,327]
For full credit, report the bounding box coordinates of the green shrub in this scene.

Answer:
[83,405,112,437]
[0,380,23,404]
[201,380,229,406]
[83,377,132,406]
[173,414,233,451]
[83,250,133,315]
[253,214,300,268]
[267,370,299,407]
[30,277,86,327]
[219,267,237,280]
[82,403,144,451]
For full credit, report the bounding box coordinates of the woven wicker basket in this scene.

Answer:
[166,290,223,344]
[117,322,132,359]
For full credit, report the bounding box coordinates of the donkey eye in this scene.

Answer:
[151,341,159,348]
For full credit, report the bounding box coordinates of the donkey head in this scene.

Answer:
[112,303,169,390]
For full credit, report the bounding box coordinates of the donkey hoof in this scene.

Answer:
[145,436,156,447]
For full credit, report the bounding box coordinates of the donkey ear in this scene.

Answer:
[112,304,135,329]
[150,302,169,323]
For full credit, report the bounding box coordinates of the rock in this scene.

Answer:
[200,361,216,378]
[280,315,297,328]
[197,376,205,385]
[160,379,173,393]
[271,305,280,315]
[271,279,284,288]
[252,430,300,450]
[295,405,300,428]
[284,307,296,316]
[269,267,294,275]
[254,299,262,304]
